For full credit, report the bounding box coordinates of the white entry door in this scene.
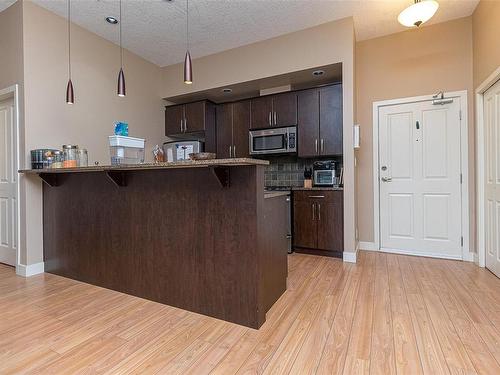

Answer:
[485,79,500,277]
[0,98,17,266]
[379,97,463,259]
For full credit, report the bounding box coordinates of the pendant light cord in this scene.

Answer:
[119,0,123,69]
[186,0,189,52]
[67,0,71,79]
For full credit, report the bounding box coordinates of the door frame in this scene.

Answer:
[476,66,500,268]
[372,90,471,260]
[0,84,20,269]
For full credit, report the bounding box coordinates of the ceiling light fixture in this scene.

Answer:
[65,0,74,104]
[398,0,439,28]
[117,0,126,97]
[105,16,118,24]
[183,0,193,84]
[312,70,325,77]
[222,88,232,93]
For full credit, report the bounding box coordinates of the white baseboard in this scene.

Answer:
[358,241,378,251]
[16,262,44,277]
[343,250,357,263]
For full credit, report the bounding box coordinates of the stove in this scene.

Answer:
[264,186,293,254]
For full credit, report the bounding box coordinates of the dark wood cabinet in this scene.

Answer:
[165,105,184,136]
[165,100,216,153]
[250,96,273,129]
[273,92,297,127]
[297,84,342,157]
[250,92,297,129]
[320,85,343,155]
[293,190,343,257]
[216,101,250,158]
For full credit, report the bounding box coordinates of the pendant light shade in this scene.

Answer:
[117,0,126,97]
[184,0,193,84]
[118,68,126,97]
[66,0,74,104]
[184,51,193,84]
[398,0,439,28]
[66,79,74,104]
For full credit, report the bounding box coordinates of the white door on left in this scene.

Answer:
[0,98,17,266]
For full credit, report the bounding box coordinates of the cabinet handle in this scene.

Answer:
[318,203,321,221]
[184,118,187,132]
[233,145,236,158]
[274,111,277,125]
[312,203,316,221]
[315,139,318,154]
[229,146,232,158]
[180,119,183,133]
[320,139,324,153]
[269,112,272,126]
[308,195,325,198]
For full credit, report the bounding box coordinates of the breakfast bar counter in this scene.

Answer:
[20,158,289,329]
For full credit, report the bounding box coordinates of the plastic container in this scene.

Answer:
[77,149,88,167]
[109,135,145,165]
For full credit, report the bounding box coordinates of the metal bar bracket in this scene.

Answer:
[39,173,59,187]
[211,167,230,188]
[106,171,127,187]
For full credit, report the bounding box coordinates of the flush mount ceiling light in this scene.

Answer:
[183,0,193,84]
[117,0,126,97]
[222,88,232,93]
[312,70,325,77]
[398,0,439,28]
[105,16,118,24]
[65,0,74,104]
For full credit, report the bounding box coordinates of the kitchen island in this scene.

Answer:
[20,158,288,329]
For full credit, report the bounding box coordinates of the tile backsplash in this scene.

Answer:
[264,156,343,188]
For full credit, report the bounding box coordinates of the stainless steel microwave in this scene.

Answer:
[249,126,297,155]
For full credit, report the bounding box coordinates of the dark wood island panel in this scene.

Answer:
[36,162,287,329]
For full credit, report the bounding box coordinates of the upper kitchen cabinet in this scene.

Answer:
[297,84,343,158]
[250,92,297,129]
[216,101,251,158]
[165,100,217,153]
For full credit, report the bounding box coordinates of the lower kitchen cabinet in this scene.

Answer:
[293,190,343,257]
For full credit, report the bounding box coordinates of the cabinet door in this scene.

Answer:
[319,84,343,155]
[216,103,233,159]
[232,100,251,158]
[250,96,273,129]
[185,101,206,132]
[165,105,185,136]
[273,92,297,127]
[293,200,317,249]
[316,193,344,252]
[297,89,320,158]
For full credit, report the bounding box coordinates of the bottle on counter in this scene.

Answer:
[62,145,78,168]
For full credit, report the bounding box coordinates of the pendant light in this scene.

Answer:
[184,0,193,84]
[398,0,439,28]
[117,0,126,96]
[65,0,74,104]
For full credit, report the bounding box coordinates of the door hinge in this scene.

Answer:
[461,236,464,247]
[460,173,463,184]
[459,110,462,121]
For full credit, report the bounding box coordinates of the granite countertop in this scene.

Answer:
[19,158,269,174]
[264,191,291,199]
[292,186,343,191]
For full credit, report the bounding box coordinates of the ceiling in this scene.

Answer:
[1,0,479,67]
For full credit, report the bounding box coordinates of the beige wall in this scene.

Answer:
[160,18,358,255]
[19,2,165,265]
[0,1,23,90]
[356,17,475,246]
[472,0,500,89]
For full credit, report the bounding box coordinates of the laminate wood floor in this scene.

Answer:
[1,251,500,374]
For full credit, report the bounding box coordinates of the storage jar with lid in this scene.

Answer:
[77,148,88,167]
[62,145,78,168]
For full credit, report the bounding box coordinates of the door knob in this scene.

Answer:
[381,177,392,182]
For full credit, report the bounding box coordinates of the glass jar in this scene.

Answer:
[77,148,88,167]
[62,145,78,168]
[51,150,64,168]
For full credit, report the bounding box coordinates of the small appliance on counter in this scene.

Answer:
[109,136,145,165]
[313,160,337,187]
[163,140,203,162]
